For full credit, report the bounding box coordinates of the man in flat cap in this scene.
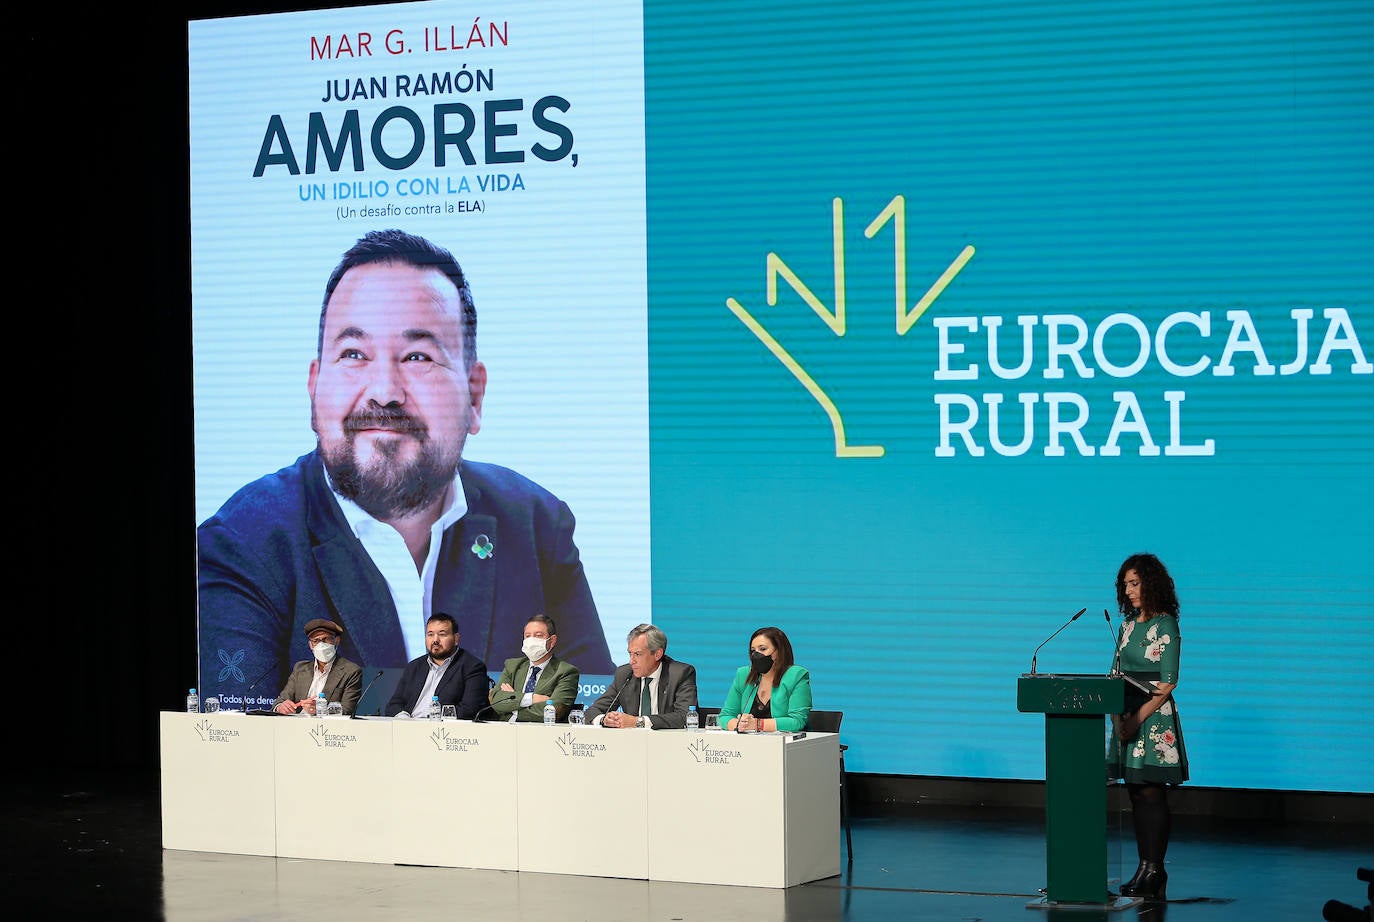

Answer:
[273,618,364,715]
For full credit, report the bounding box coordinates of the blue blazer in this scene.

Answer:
[197,451,613,701]
[718,664,812,732]
[383,648,490,718]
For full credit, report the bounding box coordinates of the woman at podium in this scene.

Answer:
[718,627,812,732]
[1108,552,1189,902]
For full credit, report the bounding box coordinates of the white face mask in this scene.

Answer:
[312,641,338,664]
[522,638,549,662]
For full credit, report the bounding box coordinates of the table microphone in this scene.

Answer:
[591,671,631,726]
[354,669,384,717]
[473,676,499,722]
[242,661,282,714]
[477,669,555,723]
[1029,607,1087,675]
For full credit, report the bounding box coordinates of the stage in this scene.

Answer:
[13,772,1370,921]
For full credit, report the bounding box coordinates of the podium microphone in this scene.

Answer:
[1029,608,1087,675]
[1103,609,1122,675]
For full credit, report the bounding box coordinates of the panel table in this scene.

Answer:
[161,712,277,856]
[646,730,840,887]
[161,714,843,888]
[390,718,520,869]
[513,723,650,878]
[272,715,396,864]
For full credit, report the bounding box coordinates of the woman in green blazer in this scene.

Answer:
[718,626,812,732]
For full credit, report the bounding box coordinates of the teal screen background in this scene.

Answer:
[645,0,1371,791]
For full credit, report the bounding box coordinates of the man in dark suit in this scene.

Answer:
[272,617,363,715]
[383,612,489,718]
[489,614,581,722]
[586,624,697,729]
[196,229,613,705]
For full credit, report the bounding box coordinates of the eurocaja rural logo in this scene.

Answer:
[192,719,240,743]
[686,737,743,765]
[554,731,605,758]
[430,728,481,752]
[309,724,358,748]
[727,195,1371,459]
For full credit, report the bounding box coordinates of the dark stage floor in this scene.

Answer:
[9,772,1371,921]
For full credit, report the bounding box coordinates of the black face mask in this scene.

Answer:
[749,650,774,672]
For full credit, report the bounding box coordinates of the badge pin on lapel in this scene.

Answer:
[471,534,494,559]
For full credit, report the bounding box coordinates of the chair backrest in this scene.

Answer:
[807,709,843,734]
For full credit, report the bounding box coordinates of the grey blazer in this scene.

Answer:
[272,657,363,715]
[584,655,698,729]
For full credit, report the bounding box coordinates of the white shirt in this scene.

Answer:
[306,661,332,702]
[328,465,469,661]
[593,662,662,729]
[410,654,455,718]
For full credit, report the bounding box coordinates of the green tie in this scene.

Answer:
[640,677,652,721]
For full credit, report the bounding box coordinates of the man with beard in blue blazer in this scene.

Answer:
[384,612,489,718]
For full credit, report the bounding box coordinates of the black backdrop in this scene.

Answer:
[15,5,381,780]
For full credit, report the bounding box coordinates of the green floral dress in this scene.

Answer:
[1106,613,1189,785]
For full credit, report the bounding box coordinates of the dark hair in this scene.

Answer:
[318,228,477,370]
[1116,553,1181,620]
[746,626,795,685]
[427,612,460,633]
[526,614,557,636]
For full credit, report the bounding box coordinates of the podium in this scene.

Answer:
[1017,673,1136,910]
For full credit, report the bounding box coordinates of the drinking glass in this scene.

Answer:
[704,713,719,731]
[441,705,457,720]
[204,697,220,714]
[326,701,343,717]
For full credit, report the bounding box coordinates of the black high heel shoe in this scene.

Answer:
[1129,862,1168,900]
[1119,861,1148,895]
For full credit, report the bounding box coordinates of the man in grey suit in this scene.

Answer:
[272,617,363,715]
[586,624,697,729]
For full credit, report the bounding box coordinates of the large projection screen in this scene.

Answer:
[191,0,1372,793]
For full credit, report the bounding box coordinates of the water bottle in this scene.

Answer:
[686,705,699,731]
[543,699,557,725]
[429,694,442,719]
[186,688,199,713]
[317,692,327,718]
